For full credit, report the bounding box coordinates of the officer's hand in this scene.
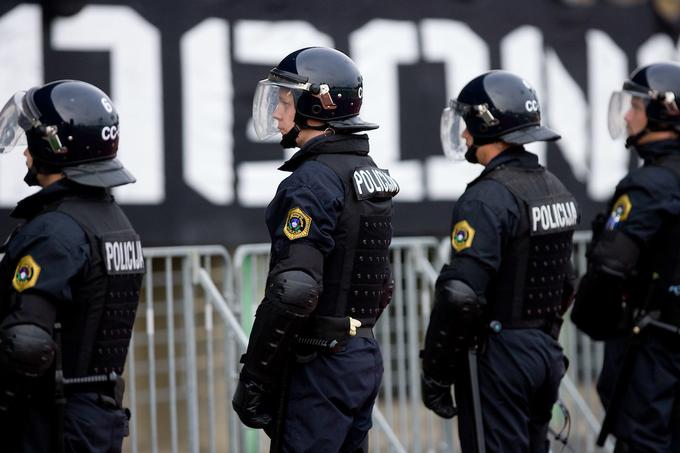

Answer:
[421,372,457,419]
[232,375,274,429]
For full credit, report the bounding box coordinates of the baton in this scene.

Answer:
[468,321,501,453]
[468,346,486,453]
[269,353,293,453]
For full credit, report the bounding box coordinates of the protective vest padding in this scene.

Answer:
[53,197,144,377]
[644,155,680,325]
[310,152,395,327]
[483,166,577,330]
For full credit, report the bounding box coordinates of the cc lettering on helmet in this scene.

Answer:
[357,87,363,99]
[101,125,119,141]
[525,100,539,112]
[101,97,113,113]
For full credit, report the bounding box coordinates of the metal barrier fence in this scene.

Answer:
[124,234,612,453]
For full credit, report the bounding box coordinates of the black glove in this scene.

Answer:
[421,372,457,419]
[232,375,274,429]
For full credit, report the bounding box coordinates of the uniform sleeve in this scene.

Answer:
[605,166,680,243]
[440,180,520,295]
[265,161,345,279]
[5,212,90,304]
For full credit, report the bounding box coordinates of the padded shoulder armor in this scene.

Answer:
[590,229,641,278]
[436,279,479,309]
[267,270,321,314]
[0,324,56,378]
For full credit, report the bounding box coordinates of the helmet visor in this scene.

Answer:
[607,90,651,139]
[440,100,470,160]
[252,79,307,141]
[0,91,32,154]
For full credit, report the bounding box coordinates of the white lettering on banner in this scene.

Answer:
[531,201,578,233]
[501,25,547,165]
[2,7,665,209]
[421,19,488,199]
[52,5,164,204]
[586,30,628,200]
[104,240,144,273]
[350,19,423,201]
[181,18,234,205]
[546,49,589,182]
[0,4,42,208]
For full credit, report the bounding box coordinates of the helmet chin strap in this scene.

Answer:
[280,124,302,149]
[464,145,479,164]
[23,166,40,187]
[280,115,335,149]
[625,126,650,149]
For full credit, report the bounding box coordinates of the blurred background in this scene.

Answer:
[1,1,678,452]
[1,0,679,246]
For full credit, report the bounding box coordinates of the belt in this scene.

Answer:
[296,326,375,353]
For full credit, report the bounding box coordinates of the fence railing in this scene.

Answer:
[124,234,613,453]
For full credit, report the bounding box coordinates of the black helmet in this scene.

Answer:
[0,80,134,187]
[252,47,377,143]
[441,70,559,161]
[608,62,680,140]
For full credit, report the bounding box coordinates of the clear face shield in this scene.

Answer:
[607,90,651,139]
[440,99,471,161]
[252,79,309,141]
[0,91,34,154]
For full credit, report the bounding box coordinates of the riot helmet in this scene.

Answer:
[0,80,134,187]
[608,62,680,144]
[441,70,560,162]
[252,47,378,148]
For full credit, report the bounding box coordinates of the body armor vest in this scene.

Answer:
[482,165,578,330]
[309,153,398,327]
[637,155,680,325]
[54,196,144,377]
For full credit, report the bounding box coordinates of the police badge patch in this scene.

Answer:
[451,220,476,252]
[605,194,632,230]
[12,255,41,292]
[283,207,312,240]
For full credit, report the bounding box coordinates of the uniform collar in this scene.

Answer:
[633,139,680,164]
[11,179,108,220]
[480,146,539,177]
[278,133,370,172]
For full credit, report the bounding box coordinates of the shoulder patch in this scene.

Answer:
[352,166,400,200]
[605,194,632,230]
[283,207,312,240]
[451,220,476,252]
[12,255,41,292]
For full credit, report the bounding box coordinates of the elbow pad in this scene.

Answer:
[422,279,482,383]
[590,229,640,278]
[0,324,56,378]
[266,270,321,315]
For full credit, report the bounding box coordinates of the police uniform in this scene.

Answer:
[234,46,396,452]
[437,147,576,452]
[578,139,680,452]
[0,179,143,453]
[237,133,396,452]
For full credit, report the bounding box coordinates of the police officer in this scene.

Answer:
[572,62,680,452]
[421,71,578,452]
[231,47,398,452]
[0,80,144,452]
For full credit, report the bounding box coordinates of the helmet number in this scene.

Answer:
[525,100,539,112]
[101,97,113,113]
[101,125,119,140]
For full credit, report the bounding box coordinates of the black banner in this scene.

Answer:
[0,0,674,246]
